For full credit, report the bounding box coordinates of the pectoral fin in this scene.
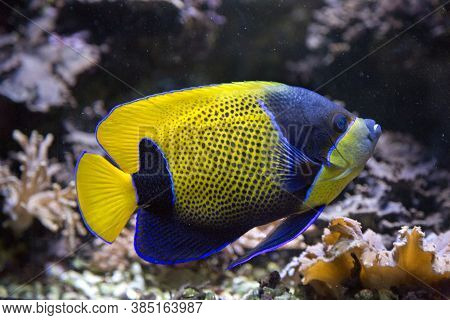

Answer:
[228,205,325,269]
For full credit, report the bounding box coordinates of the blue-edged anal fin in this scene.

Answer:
[132,138,174,210]
[228,205,326,269]
[135,207,245,264]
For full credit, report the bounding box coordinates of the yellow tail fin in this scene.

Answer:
[76,152,137,243]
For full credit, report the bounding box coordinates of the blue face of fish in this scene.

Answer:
[75,82,382,268]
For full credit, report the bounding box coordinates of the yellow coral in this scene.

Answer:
[297,218,449,296]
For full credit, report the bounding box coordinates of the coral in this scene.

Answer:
[0,4,102,111]
[172,0,226,26]
[64,123,101,156]
[284,217,449,298]
[74,0,226,26]
[89,220,138,272]
[367,132,437,183]
[167,0,226,59]
[287,0,449,81]
[0,130,86,250]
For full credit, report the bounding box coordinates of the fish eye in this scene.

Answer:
[333,114,348,133]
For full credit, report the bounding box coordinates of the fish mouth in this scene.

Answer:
[364,119,382,143]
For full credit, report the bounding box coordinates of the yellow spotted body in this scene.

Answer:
[97,82,299,229]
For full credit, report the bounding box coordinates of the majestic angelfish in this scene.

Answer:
[75,82,381,268]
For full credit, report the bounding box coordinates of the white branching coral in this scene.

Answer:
[0,5,101,112]
[283,217,450,297]
[288,0,449,81]
[0,130,86,249]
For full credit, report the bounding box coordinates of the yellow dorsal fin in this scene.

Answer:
[96,81,282,173]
